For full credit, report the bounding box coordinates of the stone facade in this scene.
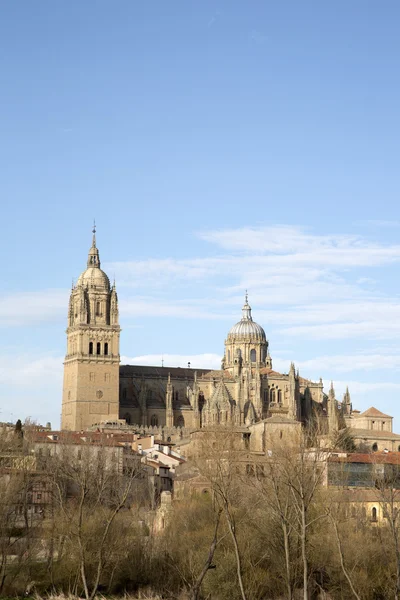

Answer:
[61,227,121,430]
[61,230,395,446]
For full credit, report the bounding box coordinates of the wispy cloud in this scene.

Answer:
[0,290,68,327]
[0,354,63,386]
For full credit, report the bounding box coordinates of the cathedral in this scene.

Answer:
[61,230,399,451]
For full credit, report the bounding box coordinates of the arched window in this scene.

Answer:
[270,388,276,403]
[96,301,101,316]
[250,349,256,362]
[277,389,282,404]
[89,342,93,355]
[104,342,108,355]
[96,342,101,355]
[150,414,158,427]
[371,507,377,522]
[176,415,185,428]
[175,391,179,402]
[372,443,378,452]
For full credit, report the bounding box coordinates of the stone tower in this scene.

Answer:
[61,226,120,430]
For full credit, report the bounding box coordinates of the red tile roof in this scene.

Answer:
[359,407,392,419]
[329,452,400,465]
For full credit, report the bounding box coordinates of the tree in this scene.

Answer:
[49,439,142,600]
[194,428,250,600]
[262,429,328,600]
[374,456,400,600]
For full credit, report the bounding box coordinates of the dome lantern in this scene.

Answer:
[224,293,271,371]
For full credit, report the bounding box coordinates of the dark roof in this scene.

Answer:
[120,365,211,379]
[329,452,400,465]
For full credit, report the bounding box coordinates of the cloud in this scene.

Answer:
[0,354,63,386]
[280,320,400,340]
[199,225,400,266]
[103,224,400,343]
[296,353,400,373]
[359,220,400,228]
[0,290,68,327]
[6,224,400,351]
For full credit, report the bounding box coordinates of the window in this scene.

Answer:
[372,443,378,452]
[150,414,158,427]
[270,388,276,403]
[175,390,179,401]
[227,350,231,362]
[89,342,93,355]
[37,493,42,500]
[176,415,185,428]
[96,301,101,316]
[250,349,256,362]
[278,389,282,404]
[90,372,95,382]
[104,342,108,356]
[371,507,377,522]
[97,342,101,355]
[104,373,110,382]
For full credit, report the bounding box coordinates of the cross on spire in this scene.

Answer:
[92,219,96,247]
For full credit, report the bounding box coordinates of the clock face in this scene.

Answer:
[96,390,104,399]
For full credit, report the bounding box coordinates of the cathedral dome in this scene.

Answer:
[77,267,110,289]
[227,294,266,341]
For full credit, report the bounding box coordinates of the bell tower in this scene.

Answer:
[61,226,121,430]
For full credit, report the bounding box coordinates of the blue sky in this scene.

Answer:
[2,1,400,427]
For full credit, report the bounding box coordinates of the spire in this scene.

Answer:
[87,222,101,269]
[242,291,253,321]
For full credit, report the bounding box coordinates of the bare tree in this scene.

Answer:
[263,429,328,600]
[49,439,142,600]
[373,456,400,600]
[194,428,250,600]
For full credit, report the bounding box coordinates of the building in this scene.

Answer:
[61,229,396,449]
